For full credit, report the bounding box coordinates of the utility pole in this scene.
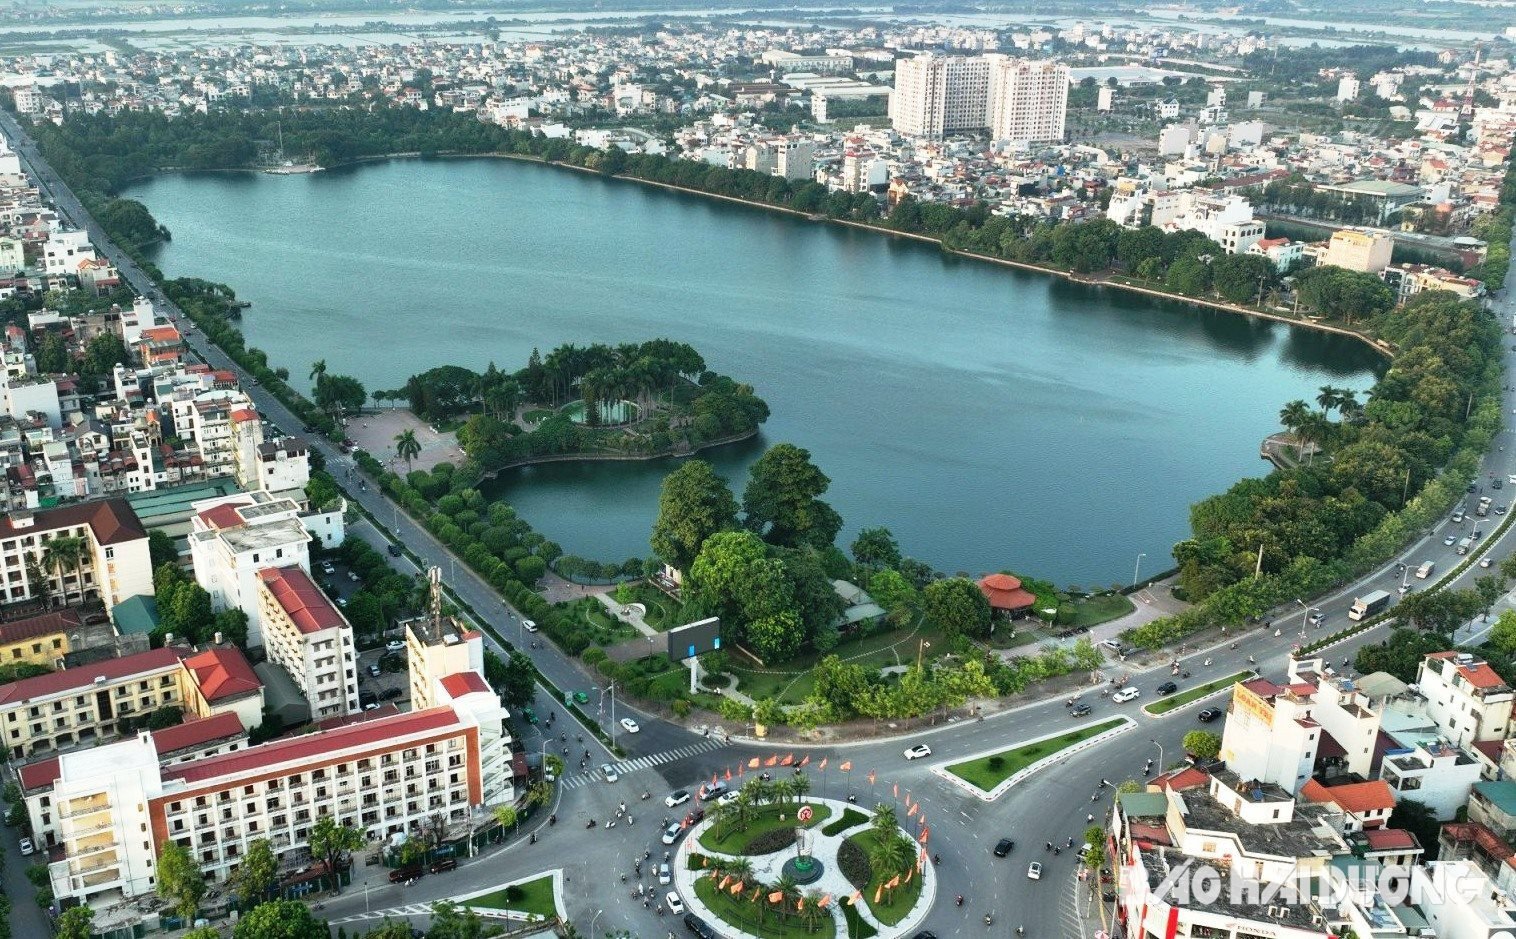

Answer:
[1254,543,1265,579]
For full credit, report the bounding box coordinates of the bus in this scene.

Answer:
[1348,590,1392,621]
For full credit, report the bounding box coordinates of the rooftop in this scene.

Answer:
[1473,780,1516,817]
[18,711,246,793]
[258,566,345,635]
[0,497,147,545]
[0,605,80,646]
[0,646,182,705]
[439,671,490,698]
[181,646,260,703]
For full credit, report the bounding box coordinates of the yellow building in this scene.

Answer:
[1323,228,1395,274]
[0,607,79,669]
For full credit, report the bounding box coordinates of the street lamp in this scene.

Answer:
[590,910,603,937]
[1150,738,1164,773]
[1132,553,1146,589]
[1294,599,1317,639]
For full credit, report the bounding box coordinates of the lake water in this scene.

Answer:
[128,158,1383,585]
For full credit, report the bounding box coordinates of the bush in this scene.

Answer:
[746,828,797,854]
[838,838,872,889]
[505,885,524,902]
[822,808,868,836]
[987,756,1005,771]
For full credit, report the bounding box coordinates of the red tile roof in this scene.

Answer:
[18,711,248,792]
[161,706,463,786]
[182,647,260,703]
[978,573,1035,611]
[1363,828,1418,851]
[1151,765,1209,791]
[0,497,147,545]
[1474,739,1504,764]
[0,606,81,647]
[258,566,344,635]
[440,672,490,698]
[197,501,248,530]
[1426,651,1509,689]
[0,646,182,705]
[1310,780,1396,814]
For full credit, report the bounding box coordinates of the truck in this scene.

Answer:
[1416,561,1435,579]
[1478,497,1492,518]
[1348,590,1392,621]
[1458,537,1474,555]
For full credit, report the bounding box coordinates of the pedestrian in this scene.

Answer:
[1087,813,1094,823]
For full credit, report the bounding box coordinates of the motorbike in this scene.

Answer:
[586,820,597,829]
[641,791,651,801]
[549,815,557,826]
[985,914,994,927]
[956,896,964,907]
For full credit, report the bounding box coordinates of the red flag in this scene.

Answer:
[867,770,876,785]
[768,891,783,903]
[784,753,796,766]
[893,783,899,799]
[725,768,732,781]
[840,760,852,772]
[748,757,760,769]
[819,757,828,771]
[765,754,779,767]
[799,754,810,767]
[918,826,930,843]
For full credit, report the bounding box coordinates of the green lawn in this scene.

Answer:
[844,830,922,926]
[1065,593,1136,628]
[467,874,557,917]
[730,622,950,705]
[1144,672,1250,715]
[693,875,835,938]
[947,719,1125,792]
[843,903,878,939]
[821,808,867,837]
[699,803,832,855]
[625,583,680,630]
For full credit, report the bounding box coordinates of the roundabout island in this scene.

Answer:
[674,794,935,939]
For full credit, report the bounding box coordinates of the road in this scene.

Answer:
[4,105,1513,939]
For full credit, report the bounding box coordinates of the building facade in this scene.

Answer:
[988,58,1069,144]
[0,498,153,613]
[256,566,359,720]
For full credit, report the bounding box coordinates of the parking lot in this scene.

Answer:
[312,554,412,712]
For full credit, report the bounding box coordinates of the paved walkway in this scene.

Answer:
[596,593,659,638]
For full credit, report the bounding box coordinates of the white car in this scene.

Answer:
[658,863,672,885]
[665,789,691,808]
[1482,558,1494,568]
[600,763,619,783]
[1507,474,1515,485]
[717,791,740,806]
[662,823,683,845]
[1445,535,1459,546]
[1027,862,1043,880]
[620,717,640,734]
[522,619,538,633]
[18,837,33,856]
[666,892,685,916]
[385,640,405,653]
[1112,687,1141,703]
[903,744,932,761]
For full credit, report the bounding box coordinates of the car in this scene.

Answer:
[1098,639,1120,651]
[363,702,381,711]
[368,664,382,678]
[337,597,348,608]
[379,686,402,700]
[1482,557,1494,568]
[523,620,538,633]
[1308,612,1325,626]
[600,763,619,783]
[1454,511,1466,523]
[1445,535,1459,546]
[911,934,939,939]
[1156,681,1178,696]
[321,561,335,574]
[1497,480,1505,490]
[1470,483,1480,492]
[522,707,537,724]
[666,789,691,808]
[698,781,728,801]
[573,691,589,704]
[994,838,1015,857]
[1027,862,1043,880]
[661,822,683,845]
[658,862,672,885]
[1113,687,1141,703]
[348,571,360,582]
[18,838,33,856]
[683,809,705,827]
[1071,703,1092,717]
[1197,707,1221,722]
[621,717,640,734]
[684,913,717,939]
[386,640,405,654]
[1399,583,1413,595]
[717,791,740,806]
[903,744,932,761]
[667,892,686,916]
[359,691,378,708]
[389,866,424,884]
[1500,506,1509,515]
[429,858,457,874]
[388,543,403,557]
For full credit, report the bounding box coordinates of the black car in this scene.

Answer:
[684,914,717,939]
[1156,681,1178,696]
[994,838,1015,857]
[1071,703,1092,717]
[388,543,403,557]
[1197,707,1221,722]
[912,934,939,939]
[379,686,403,700]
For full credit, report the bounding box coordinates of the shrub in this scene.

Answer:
[987,756,1005,771]
[822,808,867,837]
[505,885,524,902]
[746,828,796,854]
[838,838,871,889]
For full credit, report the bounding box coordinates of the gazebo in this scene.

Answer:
[977,573,1036,617]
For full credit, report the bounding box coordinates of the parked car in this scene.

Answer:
[1156,681,1178,696]
[386,640,405,653]
[18,837,33,856]
[389,866,424,883]
[666,790,691,808]
[1071,703,1092,717]
[666,892,686,916]
[368,664,381,678]
[523,620,538,633]
[1197,708,1221,723]
[429,858,457,874]
[1027,862,1043,880]
[348,571,361,582]
[600,763,619,784]
[994,838,1015,857]
[620,717,640,734]
[321,561,335,575]
[1113,687,1141,703]
[359,691,377,708]
[379,686,402,700]
[903,744,932,761]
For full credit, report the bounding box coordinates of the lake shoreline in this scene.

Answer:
[474,427,761,483]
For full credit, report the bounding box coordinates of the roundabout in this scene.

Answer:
[675,796,935,939]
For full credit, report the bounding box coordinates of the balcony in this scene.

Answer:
[69,852,120,876]
[61,797,111,820]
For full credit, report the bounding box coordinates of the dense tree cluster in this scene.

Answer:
[152,562,248,647]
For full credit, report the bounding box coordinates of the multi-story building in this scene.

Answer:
[189,491,313,648]
[1323,228,1395,274]
[0,606,81,669]
[773,138,816,182]
[404,608,485,711]
[256,566,359,720]
[1219,676,1325,794]
[889,53,991,138]
[1417,651,1513,744]
[0,498,153,613]
[988,58,1069,144]
[1381,738,1483,820]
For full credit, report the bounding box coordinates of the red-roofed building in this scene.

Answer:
[256,566,358,719]
[1418,651,1513,743]
[0,606,81,668]
[1298,779,1395,830]
[977,573,1035,616]
[180,646,264,728]
[0,497,153,614]
[133,324,183,367]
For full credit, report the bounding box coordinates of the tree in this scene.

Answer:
[55,906,93,939]
[689,530,794,645]
[233,837,278,908]
[483,649,536,711]
[742,443,844,549]
[748,610,805,662]
[308,816,363,893]
[394,429,421,473]
[426,900,487,939]
[232,900,330,939]
[850,527,901,568]
[922,577,992,639]
[358,921,415,939]
[1182,730,1221,761]
[1490,609,1516,656]
[650,459,738,573]
[1388,799,1441,861]
[156,840,206,923]
[315,373,367,417]
[309,359,327,387]
[492,804,518,832]
[149,529,179,569]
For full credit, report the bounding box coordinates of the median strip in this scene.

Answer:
[1143,671,1252,716]
[934,717,1132,800]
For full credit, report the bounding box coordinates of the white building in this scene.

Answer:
[42,230,96,278]
[1380,739,1482,820]
[889,53,991,138]
[189,491,313,648]
[988,58,1069,144]
[256,566,359,720]
[1219,676,1322,794]
[1417,651,1513,744]
[1338,75,1361,102]
[0,498,153,613]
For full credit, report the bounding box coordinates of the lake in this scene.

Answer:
[128,158,1383,585]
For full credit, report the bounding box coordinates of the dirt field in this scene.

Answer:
[345,408,466,474]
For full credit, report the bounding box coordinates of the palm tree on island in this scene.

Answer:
[395,430,421,473]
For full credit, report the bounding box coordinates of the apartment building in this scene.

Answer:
[189,491,313,648]
[0,644,261,760]
[889,53,991,138]
[1417,651,1513,744]
[404,610,485,711]
[0,498,153,613]
[988,58,1069,144]
[0,606,81,668]
[256,566,359,720]
[1323,228,1395,274]
[1219,676,1325,794]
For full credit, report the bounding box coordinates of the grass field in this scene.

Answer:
[821,808,868,837]
[729,623,949,705]
[468,874,557,917]
[1064,593,1136,627]
[947,719,1124,792]
[693,875,836,938]
[844,830,923,926]
[1144,672,1250,716]
[698,803,832,855]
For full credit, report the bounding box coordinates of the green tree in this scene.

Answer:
[689,530,795,645]
[233,837,278,908]
[922,577,992,639]
[649,459,738,572]
[1210,252,1276,304]
[55,906,93,939]
[358,921,415,939]
[308,816,363,893]
[749,610,805,662]
[850,526,902,568]
[483,649,536,711]
[1490,609,1516,656]
[1164,255,1212,295]
[156,840,206,923]
[1182,730,1222,761]
[394,429,421,473]
[232,900,330,939]
[742,443,844,549]
[149,529,179,569]
[315,373,367,417]
[1388,799,1441,860]
[426,900,486,939]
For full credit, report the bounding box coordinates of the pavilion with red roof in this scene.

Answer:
[978,573,1036,617]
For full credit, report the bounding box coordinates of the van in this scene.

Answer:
[1416,561,1434,579]
[389,866,424,883]
[1452,511,1465,523]
[1457,537,1473,555]
[429,858,457,874]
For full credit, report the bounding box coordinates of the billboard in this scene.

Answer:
[667,616,721,662]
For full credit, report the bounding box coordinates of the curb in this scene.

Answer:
[930,717,1136,802]
[451,869,564,924]
[1140,672,1253,719]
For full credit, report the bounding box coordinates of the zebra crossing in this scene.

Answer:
[330,902,436,925]
[560,738,729,789]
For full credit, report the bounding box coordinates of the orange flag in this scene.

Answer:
[738,764,745,777]
[893,783,899,799]
[799,754,810,767]
[840,760,852,772]
[749,887,761,902]
[781,753,794,766]
[907,803,918,818]
[867,770,876,785]
[873,884,883,904]
[711,773,718,786]
[904,868,914,884]
[819,894,832,908]
[849,891,862,906]
[699,854,708,867]
[730,880,744,895]
[886,875,900,890]
[719,875,731,890]
[765,754,779,767]
[819,757,828,771]
[796,900,805,912]
[918,826,930,843]
[769,891,784,904]
[748,757,760,768]
[725,768,732,781]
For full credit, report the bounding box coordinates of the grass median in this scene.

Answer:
[693,875,837,938]
[946,719,1124,792]
[1143,672,1251,716]
[699,803,832,855]
[468,874,557,917]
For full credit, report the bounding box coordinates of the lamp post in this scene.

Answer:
[1132,553,1146,589]
[591,909,603,937]
[1150,738,1164,772]
[1294,599,1316,639]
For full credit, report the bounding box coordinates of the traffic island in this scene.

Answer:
[935,717,1134,800]
[1142,671,1252,717]
[450,870,564,927]
[676,797,935,939]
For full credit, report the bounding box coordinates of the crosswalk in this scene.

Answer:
[331,903,436,926]
[561,738,729,790]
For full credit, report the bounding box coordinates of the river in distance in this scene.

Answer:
[128,158,1384,586]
